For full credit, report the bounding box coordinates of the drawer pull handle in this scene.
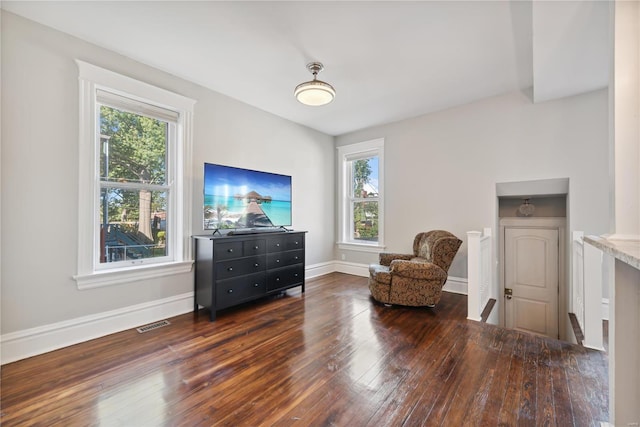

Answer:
[254,246,259,250]
[295,241,299,245]
[276,259,280,263]
[276,243,280,247]
[227,289,233,293]
[294,273,299,277]
[276,277,280,282]
[294,256,299,260]
[254,263,260,267]
[227,267,233,272]
[254,283,260,287]
[228,249,233,253]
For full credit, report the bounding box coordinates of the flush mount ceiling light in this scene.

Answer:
[518,198,536,217]
[294,62,335,106]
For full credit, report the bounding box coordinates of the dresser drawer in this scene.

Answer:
[214,241,243,261]
[267,264,304,291]
[243,239,266,256]
[284,234,304,251]
[216,255,266,280]
[266,233,305,252]
[266,249,304,269]
[265,235,286,252]
[216,273,266,309]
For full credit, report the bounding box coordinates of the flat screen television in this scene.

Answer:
[203,163,292,231]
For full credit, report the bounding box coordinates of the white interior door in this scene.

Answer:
[504,227,559,338]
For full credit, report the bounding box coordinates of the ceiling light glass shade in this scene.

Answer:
[518,198,535,216]
[294,62,335,106]
[294,80,336,106]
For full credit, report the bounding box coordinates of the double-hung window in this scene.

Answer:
[75,61,195,289]
[97,91,173,265]
[337,139,385,250]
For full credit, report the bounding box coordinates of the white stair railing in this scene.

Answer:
[573,231,604,350]
[467,228,493,322]
[582,236,605,350]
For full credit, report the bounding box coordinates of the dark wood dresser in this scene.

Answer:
[193,231,306,321]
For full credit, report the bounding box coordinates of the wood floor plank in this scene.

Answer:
[518,332,539,425]
[444,325,506,425]
[366,320,469,424]
[548,337,576,427]
[0,273,608,426]
[402,323,482,424]
[562,341,599,426]
[478,326,517,426]
[497,329,527,425]
[535,338,555,426]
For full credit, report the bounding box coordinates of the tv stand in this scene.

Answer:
[193,231,306,321]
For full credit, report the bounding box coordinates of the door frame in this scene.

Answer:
[499,217,567,340]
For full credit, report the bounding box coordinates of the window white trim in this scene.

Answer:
[337,242,386,253]
[95,92,177,270]
[75,61,195,288]
[74,261,193,290]
[337,138,385,250]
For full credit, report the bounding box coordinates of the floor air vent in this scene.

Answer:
[136,319,170,333]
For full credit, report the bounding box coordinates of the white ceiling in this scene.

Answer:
[2,1,610,136]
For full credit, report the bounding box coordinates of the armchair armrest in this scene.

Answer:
[379,252,413,267]
[390,259,447,280]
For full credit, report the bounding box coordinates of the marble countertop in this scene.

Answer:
[583,235,640,270]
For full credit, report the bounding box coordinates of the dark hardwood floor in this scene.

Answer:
[0,273,608,426]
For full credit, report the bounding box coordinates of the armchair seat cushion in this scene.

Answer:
[369,264,393,304]
[368,230,462,308]
[369,264,392,285]
[390,259,447,280]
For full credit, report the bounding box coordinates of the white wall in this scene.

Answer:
[0,12,334,335]
[335,89,610,278]
[612,0,640,236]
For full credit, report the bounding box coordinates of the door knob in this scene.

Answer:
[505,288,513,300]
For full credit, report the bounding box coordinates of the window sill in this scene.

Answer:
[74,260,194,290]
[337,242,386,253]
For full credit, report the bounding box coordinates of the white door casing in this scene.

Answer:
[504,227,559,338]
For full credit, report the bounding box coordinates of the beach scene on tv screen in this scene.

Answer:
[204,164,292,229]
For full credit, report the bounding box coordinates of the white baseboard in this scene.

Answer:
[1,262,469,364]
[334,260,369,277]
[1,292,194,365]
[333,261,468,295]
[305,261,336,279]
[602,298,609,321]
[443,276,468,295]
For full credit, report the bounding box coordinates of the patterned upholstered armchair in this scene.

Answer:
[369,230,462,307]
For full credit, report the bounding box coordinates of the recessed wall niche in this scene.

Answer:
[498,195,567,218]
